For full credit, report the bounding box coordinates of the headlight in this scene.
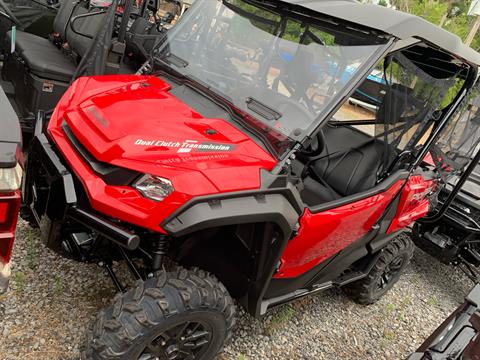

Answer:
[0,165,22,192]
[133,175,174,202]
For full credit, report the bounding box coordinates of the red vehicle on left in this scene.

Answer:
[0,86,22,293]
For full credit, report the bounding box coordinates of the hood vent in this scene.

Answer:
[61,121,141,186]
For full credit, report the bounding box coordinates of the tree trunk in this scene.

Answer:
[466,15,480,46]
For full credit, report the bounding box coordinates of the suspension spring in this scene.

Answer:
[151,236,169,271]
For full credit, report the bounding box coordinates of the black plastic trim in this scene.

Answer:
[34,133,77,204]
[26,134,140,251]
[24,133,77,223]
[368,230,405,253]
[162,170,304,232]
[61,122,140,186]
[164,193,299,239]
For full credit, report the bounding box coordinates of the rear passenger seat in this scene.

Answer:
[1,0,112,122]
[5,0,107,83]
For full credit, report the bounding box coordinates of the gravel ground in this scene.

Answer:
[0,220,473,360]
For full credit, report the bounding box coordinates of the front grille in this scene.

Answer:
[61,121,141,186]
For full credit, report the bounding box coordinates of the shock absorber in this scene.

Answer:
[151,235,169,271]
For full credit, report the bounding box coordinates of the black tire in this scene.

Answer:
[344,233,414,305]
[19,205,38,228]
[81,267,236,360]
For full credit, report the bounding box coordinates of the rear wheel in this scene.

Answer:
[19,204,38,228]
[344,233,414,305]
[81,268,236,360]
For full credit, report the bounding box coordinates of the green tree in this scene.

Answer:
[391,0,480,50]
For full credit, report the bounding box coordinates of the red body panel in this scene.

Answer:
[0,190,21,264]
[387,175,435,234]
[275,181,405,279]
[48,76,277,232]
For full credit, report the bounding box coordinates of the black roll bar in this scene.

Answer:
[419,149,480,224]
[118,0,134,43]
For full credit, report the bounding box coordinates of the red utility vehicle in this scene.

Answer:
[21,0,480,358]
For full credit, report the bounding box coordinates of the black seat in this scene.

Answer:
[301,175,341,207]
[6,30,52,53]
[5,2,106,83]
[301,139,386,206]
[300,82,410,207]
[6,0,79,54]
[21,48,77,82]
[5,31,77,82]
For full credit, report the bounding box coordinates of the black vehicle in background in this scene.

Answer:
[0,0,171,138]
[409,283,480,360]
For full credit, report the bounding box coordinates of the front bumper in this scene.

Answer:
[25,133,77,224]
[24,134,139,251]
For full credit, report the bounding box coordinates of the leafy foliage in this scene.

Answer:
[364,0,480,51]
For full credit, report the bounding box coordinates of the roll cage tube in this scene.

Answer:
[117,0,134,43]
[420,147,480,224]
[70,9,108,39]
[0,0,21,25]
[413,65,479,224]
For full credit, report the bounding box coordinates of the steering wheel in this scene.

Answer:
[300,129,326,157]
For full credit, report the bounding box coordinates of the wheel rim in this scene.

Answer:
[376,256,405,291]
[139,321,212,360]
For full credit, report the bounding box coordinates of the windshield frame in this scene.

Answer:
[153,0,395,157]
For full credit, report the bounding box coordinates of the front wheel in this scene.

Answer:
[81,268,236,360]
[344,233,414,305]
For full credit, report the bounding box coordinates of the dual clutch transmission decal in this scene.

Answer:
[134,139,235,153]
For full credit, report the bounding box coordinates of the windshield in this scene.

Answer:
[154,0,390,153]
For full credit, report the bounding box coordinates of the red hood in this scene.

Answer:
[49,75,277,193]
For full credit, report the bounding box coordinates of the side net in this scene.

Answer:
[430,87,480,184]
[374,52,456,176]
